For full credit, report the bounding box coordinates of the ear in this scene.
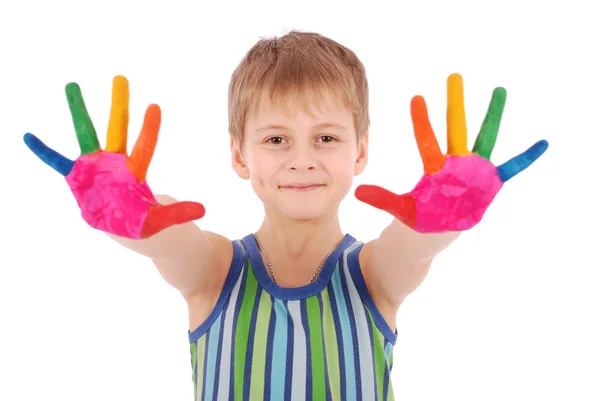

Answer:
[230,136,250,179]
[353,131,369,176]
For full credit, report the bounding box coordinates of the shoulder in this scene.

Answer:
[201,231,237,294]
[357,240,401,330]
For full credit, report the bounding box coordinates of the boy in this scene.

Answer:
[23,30,547,400]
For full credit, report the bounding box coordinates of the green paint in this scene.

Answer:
[473,87,506,160]
[65,82,100,155]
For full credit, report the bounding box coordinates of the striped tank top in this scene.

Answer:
[188,233,397,401]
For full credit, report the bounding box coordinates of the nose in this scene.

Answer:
[288,143,316,171]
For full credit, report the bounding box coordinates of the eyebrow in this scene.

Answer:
[256,122,348,132]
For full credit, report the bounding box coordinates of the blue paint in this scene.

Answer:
[497,139,548,182]
[24,133,74,176]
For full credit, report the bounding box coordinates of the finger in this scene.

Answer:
[65,82,101,155]
[141,201,206,238]
[472,87,507,160]
[355,185,417,228]
[127,104,161,182]
[496,140,548,183]
[105,75,129,153]
[447,73,470,156]
[411,96,445,174]
[23,133,75,176]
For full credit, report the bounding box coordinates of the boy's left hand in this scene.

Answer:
[355,73,548,233]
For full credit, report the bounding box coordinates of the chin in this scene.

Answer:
[280,207,330,221]
[277,199,343,222]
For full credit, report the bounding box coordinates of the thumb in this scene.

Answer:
[141,201,206,238]
[355,184,417,228]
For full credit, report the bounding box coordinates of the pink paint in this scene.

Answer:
[409,155,503,232]
[65,152,157,239]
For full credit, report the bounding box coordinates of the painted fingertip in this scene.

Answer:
[530,139,549,158]
[147,103,161,113]
[411,95,425,106]
[494,87,507,96]
[448,73,463,84]
[23,132,39,149]
[113,75,128,84]
[65,82,80,92]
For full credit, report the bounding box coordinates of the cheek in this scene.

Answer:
[249,156,279,187]
[328,153,355,185]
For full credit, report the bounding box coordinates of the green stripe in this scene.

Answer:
[306,296,326,399]
[196,336,206,401]
[234,263,259,401]
[321,287,341,401]
[190,342,197,388]
[368,309,385,401]
[249,290,272,399]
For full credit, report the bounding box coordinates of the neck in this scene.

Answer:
[257,211,344,258]
[255,207,345,286]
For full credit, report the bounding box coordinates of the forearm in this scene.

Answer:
[375,218,461,268]
[107,220,208,261]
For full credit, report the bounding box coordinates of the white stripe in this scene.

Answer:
[288,300,306,401]
[342,242,376,399]
[216,242,245,401]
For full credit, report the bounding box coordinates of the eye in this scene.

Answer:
[319,135,336,143]
[266,136,285,144]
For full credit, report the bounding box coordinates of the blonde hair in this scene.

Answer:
[227,30,370,146]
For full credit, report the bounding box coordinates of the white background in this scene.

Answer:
[1,0,598,400]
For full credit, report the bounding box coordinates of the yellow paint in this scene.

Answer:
[446,73,470,156]
[105,75,129,153]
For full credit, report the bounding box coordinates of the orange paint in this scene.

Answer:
[127,104,161,183]
[410,96,445,174]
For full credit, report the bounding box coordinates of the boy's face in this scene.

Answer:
[231,92,368,221]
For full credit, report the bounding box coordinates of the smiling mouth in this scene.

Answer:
[279,184,325,191]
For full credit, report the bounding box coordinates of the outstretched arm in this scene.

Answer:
[24,76,229,299]
[357,74,548,305]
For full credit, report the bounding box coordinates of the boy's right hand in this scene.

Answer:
[23,76,206,239]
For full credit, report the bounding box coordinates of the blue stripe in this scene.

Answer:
[201,329,211,401]
[364,305,378,400]
[339,263,363,400]
[382,359,390,400]
[283,300,294,400]
[228,265,248,400]
[203,314,222,401]
[331,267,357,401]
[300,299,312,401]
[270,298,288,400]
[211,295,230,401]
[327,279,347,401]
[383,340,392,400]
[263,296,276,401]
[384,341,393,362]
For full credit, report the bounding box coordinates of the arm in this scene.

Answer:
[23,76,231,300]
[108,194,231,299]
[357,73,548,307]
[363,219,459,305]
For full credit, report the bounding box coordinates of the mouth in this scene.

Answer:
[279,184,325,192]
